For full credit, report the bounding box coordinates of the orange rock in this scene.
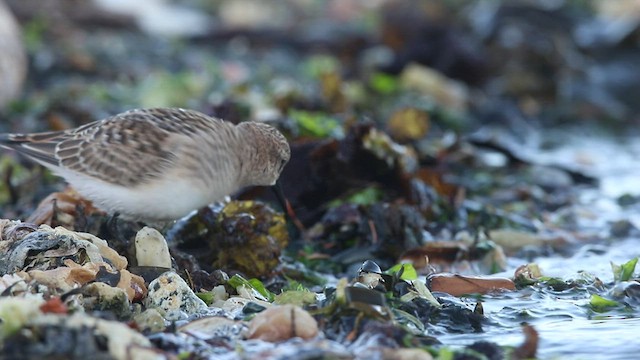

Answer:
[39,297,68,314]
[428,273,515,296]
[246,305,318,342]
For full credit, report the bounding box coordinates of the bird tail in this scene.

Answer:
[0,131,63,143]
[0,132,61,166]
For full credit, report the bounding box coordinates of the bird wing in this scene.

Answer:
[0,109,199,187]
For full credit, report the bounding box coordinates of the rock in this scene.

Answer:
[0,273,25,295]
[1,312,160,360]
[246,304,318,342]
[400,63,469,112]
[387,108,430,142]
[428,273,515,296]
[0,296,44,338]
[144,271,208,321]
[0,224,146,301]
[135,226,172,268]
[178,316,245,341]
[133,308,167,333]
[92,0,212,37]
[0,224,128,274]
[82,282,132,319]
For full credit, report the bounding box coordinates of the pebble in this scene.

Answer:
[144,271,208,321]
[135,226,172,268]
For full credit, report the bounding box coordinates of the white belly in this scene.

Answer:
[59,169,235,221]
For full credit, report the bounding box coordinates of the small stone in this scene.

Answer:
[400,63,468,112]
[0,296,44,338]
[133,308,166,333]
[144,271,208,321]
[178,316,244,341]
[83,282,131,319]
[246,304,318,342]
[387,108,430,142]
[135,227,172,268]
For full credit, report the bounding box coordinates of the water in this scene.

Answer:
[441,128,640,358]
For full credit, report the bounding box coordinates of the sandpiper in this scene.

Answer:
[0,107,291,221]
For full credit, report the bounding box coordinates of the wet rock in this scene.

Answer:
[246,304,319,342]
[527,165,573,189]
[513,263,542,287]
[609,219,638,238]
[611,281,640,303]
[135,226,172,268]
[144,271,208,321]
[357,260,385,288]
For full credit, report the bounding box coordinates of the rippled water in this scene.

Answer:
[441,129,640,358]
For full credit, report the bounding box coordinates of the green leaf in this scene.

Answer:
[403,280,441,308]
[290,110,343,139]
[612,257,638,282]
[328,187,383,208]
[370,72,399,94]
[274,290,317,307]
[303,55,340,78]
[385,263,418,281]
[590,294,619,312]
[196,292,214,305]
[228,274,275,302]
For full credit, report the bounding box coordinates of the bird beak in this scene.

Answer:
[272,180,288,213]
[271,180,306,232]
